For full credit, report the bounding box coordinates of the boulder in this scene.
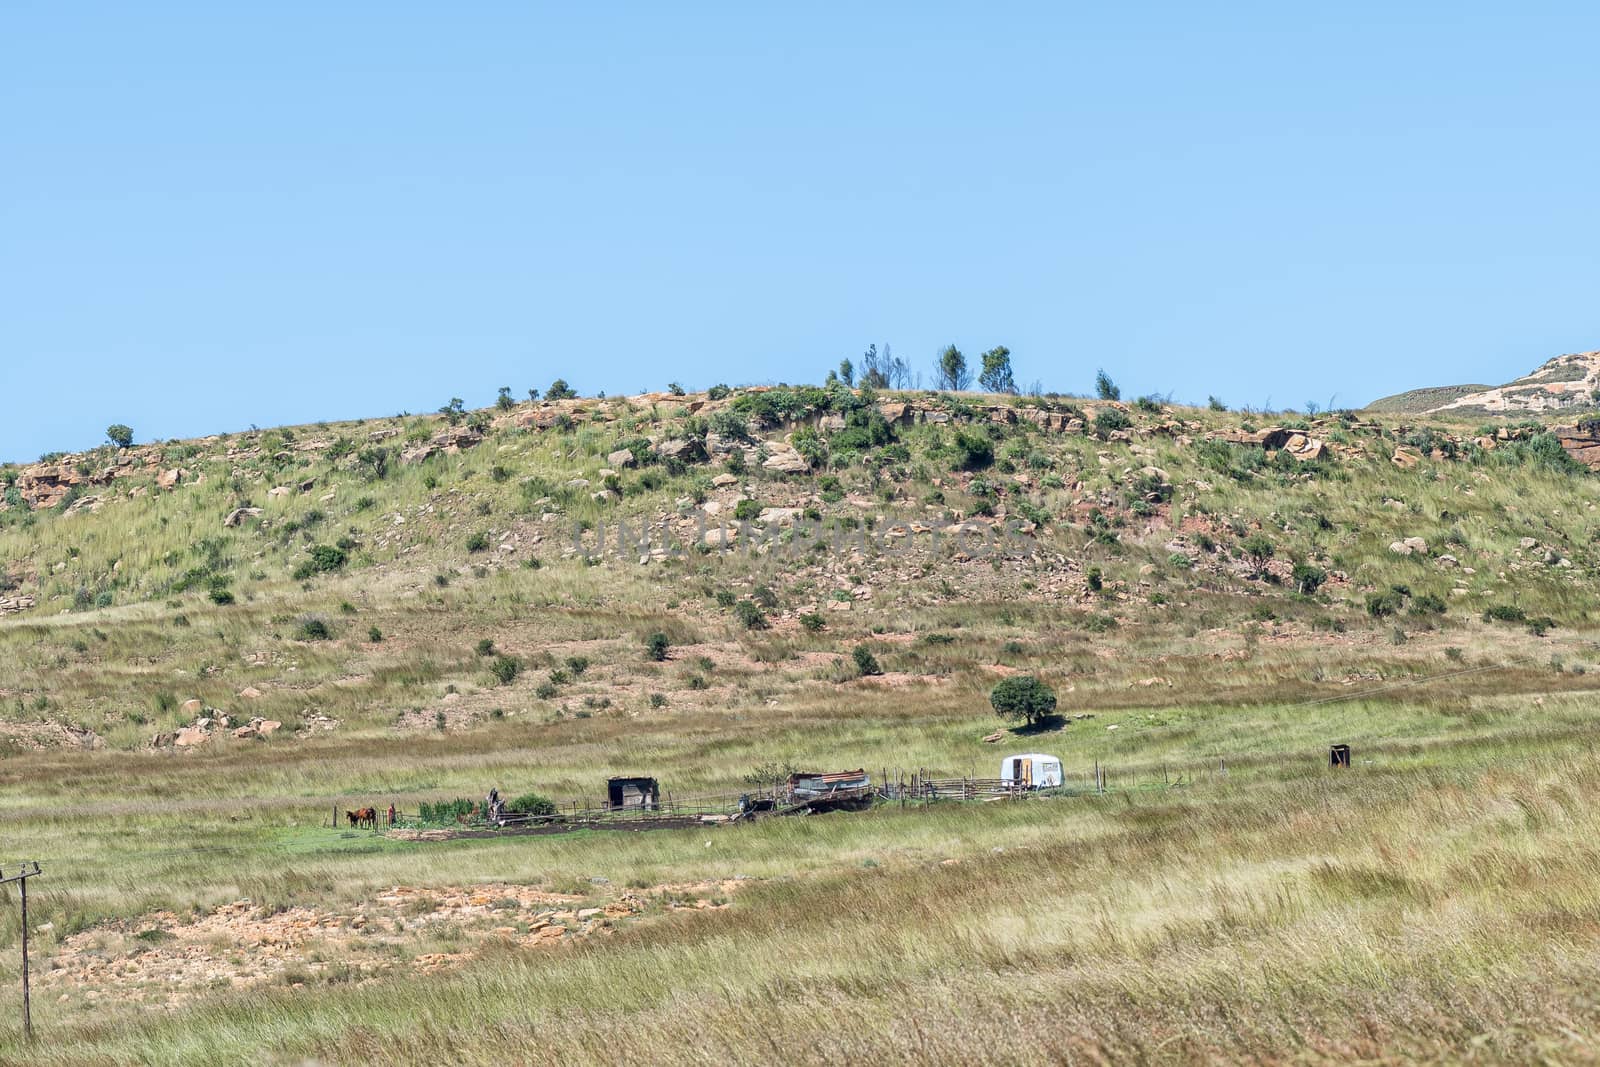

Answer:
[711,473,739,488]
[655,438,706,463]
[607,448,638,469]
[267,486,292,498]
[1391,448,1422,469]
[238,686,263,699]
[179,698,204,717]
[756,507,803,525]
[174,725,210,747]
[256,720,282,737]
[156,468,183,490]
[763,448,811,475]
[223,507,263,528]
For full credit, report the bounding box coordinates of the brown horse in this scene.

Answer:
[347,807,377,829]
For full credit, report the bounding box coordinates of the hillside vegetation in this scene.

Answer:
[5,381,1600,1063]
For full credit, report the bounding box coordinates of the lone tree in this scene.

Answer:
[546,379,578,400]
[990,675,1058,728]
[837,358,854,387]
[935,345,971,391]
[1095,369,1121,401]
[979,346,1016,393]
[105,424,134,449]
[496,386,515,411]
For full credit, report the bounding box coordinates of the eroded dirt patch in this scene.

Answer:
[39,878,746,1009]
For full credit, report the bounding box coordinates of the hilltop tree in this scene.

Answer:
[105,424,134,449]
[838,358,854,387]
[527,387,542,402]
[935,345,971,391]
[860,343,911,389]
[1095,369,1121,401]
[546,379,578,400]
[496,387,515,411]
[990,675,1058,727]
[439,398,465,425]
[978,347,1016,393]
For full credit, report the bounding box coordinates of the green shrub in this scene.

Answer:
[733,499,762,522]
[297,616,331,641]
[735,600,768,630]
[507,792,556,816]
[476,638,496,656]
[1409,593,1447,615]
[952,429,994,471]
[564,655,589,676]
[465,531,490,553]
[1366,592,1403,617]
[1092,409,1132,438]
[419,798,476,825]
[292,544,347,580]
[645,632,670,661]
[534,681,558,700]
[799,612,826,632]
[1483,604,1527,624]
[490,655,521,685]
[368,626,383,643]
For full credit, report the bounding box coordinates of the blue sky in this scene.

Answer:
[5,3,1599,461]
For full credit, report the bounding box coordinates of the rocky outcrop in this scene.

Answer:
[1555,424,1600,468]
[402,426,484,465]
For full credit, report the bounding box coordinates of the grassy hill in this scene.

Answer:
[5,385,1600,1063]
[1362,383,1490,413]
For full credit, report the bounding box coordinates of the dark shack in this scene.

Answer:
[606,775,661,810]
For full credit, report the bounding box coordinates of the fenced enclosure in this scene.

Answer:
[342,756,1244,838]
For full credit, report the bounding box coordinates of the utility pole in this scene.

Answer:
[1,861,42,1043]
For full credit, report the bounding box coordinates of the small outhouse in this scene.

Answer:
[1000,753,1062,789]
[606,775,660,810]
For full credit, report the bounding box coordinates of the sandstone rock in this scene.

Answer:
[701,526,739,547]
[1388,541,1414,556]
[267,486,291,498]
[1402,537,1427,554]
[238,686,263,699]
[762,448,811,475]
[223,507,263,527]
[711,473,739,488]
[174,725,209,747]
[180,698,204,717]
[607,448,638,469]
[256,720,282,737]
[655,438,705,463]
[156,468,183,490]
[1391,448,1422,469]
[756,507,802,524]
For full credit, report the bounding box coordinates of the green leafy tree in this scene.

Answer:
[1240,533,1275,577]
[935,345,971,391]
[105,424,134,449]
[1095,369,1120,401]
[978,347,1016,393]
[546,379,578,400]
[439,397,465,424]
[496,387,515,411]
[852,644,882,676]
[838,358,854,387]
[645,632,670,661]
[990,675,1058,727]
